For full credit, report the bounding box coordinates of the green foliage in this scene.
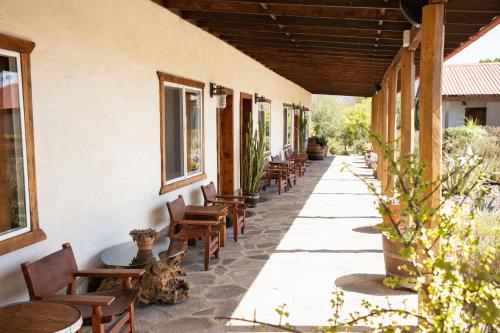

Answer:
[316,136,328,147]
[311,96,371,155]
[479,58,500,63]
[241,121,265,194]
[443,120,500,183]
[338,98,371,154]
[298,111,308,154]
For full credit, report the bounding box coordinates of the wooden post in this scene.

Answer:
[379,82,389,192]
[418,2,445,302]
[386,69,398,196]
[400,48,415,159]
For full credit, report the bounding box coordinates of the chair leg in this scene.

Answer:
[91,306,104,333]
[129,303,135,333]
[205,230,211,271]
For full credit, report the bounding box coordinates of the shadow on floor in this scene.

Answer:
[335,274,415,296]
[352,225,381,234]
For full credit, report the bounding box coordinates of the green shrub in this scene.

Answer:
[443,121,500,183]
[459,211,500,283]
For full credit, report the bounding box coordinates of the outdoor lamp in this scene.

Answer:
[255,93,269,112]
[304,108,311,116]
[210,82,227,109]
[293,103,301,115]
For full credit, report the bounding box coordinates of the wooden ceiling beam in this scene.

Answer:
[164,0,407,21]
[197,21,406,39]
[227,39,400,54]
[221,35,402,51]
[220,0,500,13]
[181,11,412,31]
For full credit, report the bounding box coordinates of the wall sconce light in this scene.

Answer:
[293,103,302,115]
[210,82,227,109]
[304,107,311,117]
[255,93,270,112]
[374,84,382,93]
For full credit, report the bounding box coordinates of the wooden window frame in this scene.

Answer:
[259,98,272,154]
[157,71,206,195]
[283,103,293,149]
[0,33,46,256]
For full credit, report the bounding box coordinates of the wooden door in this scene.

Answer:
[217,88,234,195]
[240,93,253,187]
[465,107,486,126]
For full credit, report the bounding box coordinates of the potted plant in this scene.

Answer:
[307,136,327,160]
[241,122,265,207]
[129,228,159,251]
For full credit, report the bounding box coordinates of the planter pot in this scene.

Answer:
[136,237,155,251]
[243,192,259,207]
[307,143,326,160]
[381,204,416,290]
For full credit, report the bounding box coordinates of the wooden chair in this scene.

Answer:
[166,195,220,270]
[20,243,144,333]
[262,159,288,195]
[285,148,305,177]
[285,148,306,176]
[272,153,296,188]
[201,182,247,242]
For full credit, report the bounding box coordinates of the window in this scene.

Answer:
[0,33,45,255]
[283,104,293,147]
[158,72,205,194]
[258,101,271,153]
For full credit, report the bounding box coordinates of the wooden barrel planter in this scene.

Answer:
[381,204,416,290]
[307,140,326,160]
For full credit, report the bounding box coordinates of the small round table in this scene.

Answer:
[98,237,188,304]
[0,301,82,333]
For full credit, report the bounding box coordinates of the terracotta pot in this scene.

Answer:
[381,204,416,290]
[136,237,154,251]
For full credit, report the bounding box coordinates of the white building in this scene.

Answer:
[442,63,500,128]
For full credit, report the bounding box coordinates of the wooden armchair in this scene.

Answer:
[20,243,144,333]
[262,159,288,195]
[285,148,306,176]
[201,182,247,242]
[285,148,305,177]
[167,195,220,270]
[272,154,296,188]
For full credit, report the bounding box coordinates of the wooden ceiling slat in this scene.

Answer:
[222,35,403,51]
[221,0,500,13]
[181,11,412,30]
[164,0,407,21]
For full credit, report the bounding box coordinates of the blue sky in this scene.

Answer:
[445,24,500,64]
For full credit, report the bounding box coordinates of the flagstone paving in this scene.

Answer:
[136,156,417,332]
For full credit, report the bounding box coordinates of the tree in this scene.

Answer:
[479,57,500,63]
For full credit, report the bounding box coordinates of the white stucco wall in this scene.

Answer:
[442,100,500,128]
[486,101,500,126]
[0,0,311,304]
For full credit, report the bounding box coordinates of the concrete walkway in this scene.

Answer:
[136,156,417,332]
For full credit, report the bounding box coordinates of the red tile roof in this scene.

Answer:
[442,63,500,97]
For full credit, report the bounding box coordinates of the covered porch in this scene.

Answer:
[136,155,417,332]
[0,0,498,332]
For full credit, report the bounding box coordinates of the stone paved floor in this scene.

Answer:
[136,156,417,332]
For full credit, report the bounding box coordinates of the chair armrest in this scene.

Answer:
[211,199,243,206]
[178,219,220,226]
[215,195,246,200]
[43,294,115,306]
[75,268,145,278]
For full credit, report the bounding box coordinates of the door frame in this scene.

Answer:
[217,87,235,195]
[239,92,253,188]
